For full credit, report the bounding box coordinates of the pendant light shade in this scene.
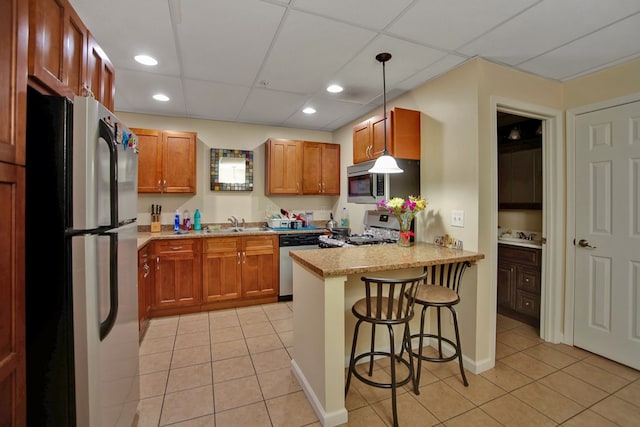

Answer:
[368,52,403,174]
[368,154,403,173]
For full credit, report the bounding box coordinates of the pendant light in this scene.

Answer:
[368,52,403,174]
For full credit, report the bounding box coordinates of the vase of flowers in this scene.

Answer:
[377,195,427,247]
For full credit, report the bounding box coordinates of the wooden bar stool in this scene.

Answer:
[407,262,471,389]
[345,272,427,427]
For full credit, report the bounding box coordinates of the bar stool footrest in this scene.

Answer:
[351,352,414,389]
[409,333,459,363]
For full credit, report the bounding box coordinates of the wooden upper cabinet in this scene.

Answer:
[86,32,115,111]
[28,0,115,110]
[133,128,197,194]
[265,138,302,195]
[302,141,340,195]
[28,0,86,98]
[352,107,420,163]
[0,0,28,166]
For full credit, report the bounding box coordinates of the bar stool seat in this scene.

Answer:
[345,272,427,427]
[408,262,471,388]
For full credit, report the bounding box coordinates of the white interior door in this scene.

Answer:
[574,100,640,370]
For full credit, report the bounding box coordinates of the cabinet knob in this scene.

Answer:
[237,252,241,264]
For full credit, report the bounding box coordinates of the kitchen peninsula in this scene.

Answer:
[289,243,484,426]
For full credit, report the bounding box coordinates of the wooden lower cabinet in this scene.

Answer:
[138,243,153,337]
[202,235,279,310]
[0,162,26,426]
[497,244,541,327]
[151,239,202,316]
[143,235,279,320]
[202,237,242,303]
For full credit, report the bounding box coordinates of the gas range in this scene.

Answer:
[319,210,402,248]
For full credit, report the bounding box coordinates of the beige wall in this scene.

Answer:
[564,57,640,109]
[122,112,338,226]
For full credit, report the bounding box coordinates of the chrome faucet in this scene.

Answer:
[240,218,246,229]
[228,216,238,228]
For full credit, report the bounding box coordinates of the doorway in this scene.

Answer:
[490,97,565,358]
[496,113,543,330]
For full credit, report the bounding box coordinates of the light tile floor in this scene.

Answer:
[137,303,640,426]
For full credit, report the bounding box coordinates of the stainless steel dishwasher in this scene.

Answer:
[278,233,323,300]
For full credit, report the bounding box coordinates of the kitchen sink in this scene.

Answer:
[203,226,273,234]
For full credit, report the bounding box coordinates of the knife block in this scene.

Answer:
[150,214,161,233]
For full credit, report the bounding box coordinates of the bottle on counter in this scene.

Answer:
[341,207,349,227]
[194,209,201,231]
[174,209,180,232]
[183,209,191,230]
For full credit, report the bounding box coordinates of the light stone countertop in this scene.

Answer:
[289,242,485,278]
[137,227,328,249]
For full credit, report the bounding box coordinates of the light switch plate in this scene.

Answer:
[451,210,464,227]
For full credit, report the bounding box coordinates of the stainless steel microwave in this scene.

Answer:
[347,159,420,204]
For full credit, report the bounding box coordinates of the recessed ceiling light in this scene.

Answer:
[153,94,170,102]
[303,107,316,115]
[326,84,343,93]
[134,55,158,66]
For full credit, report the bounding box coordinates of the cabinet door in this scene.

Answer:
[321,143,340,195]
[352,120,371,164]
[0,163,26,426]
[86,33,115,111]
[163,130,196,193]
[138,245,153,335]
[370,114,387,159]
[388,108,421,160]
[133,128,163,193]
[0,0,28,165]
[497,262,514,310]
[64,6,87,98]
[266,139,301,195]
[241,236,278,298]
[153,240,201,309]
[202,238,241,303]
[27,0,86,99]
[302,142,322,194]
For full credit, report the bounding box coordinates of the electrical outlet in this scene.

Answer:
[451,210,464,227]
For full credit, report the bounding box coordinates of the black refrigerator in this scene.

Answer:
[25,87,140,426]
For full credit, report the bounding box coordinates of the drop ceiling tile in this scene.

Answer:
[176,0,285,84]
[257,10,377,94]
[518,12,640,80]
[283,96,371,130]
[397,54,469,90]
[387,0,539,51]
[330,35,449,104]
[69,0,181,76]
[114,70,187,117]
[183,80,251,121]
[291,0,414,30]
[236,88,307,125]
[460,0,640,66]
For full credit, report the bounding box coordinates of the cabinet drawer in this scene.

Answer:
[517,268,540,293]
[154,239,198,254]
[498,244,540,267]
[516,290,540,318]
[203,237,239,253]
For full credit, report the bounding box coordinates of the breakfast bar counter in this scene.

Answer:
[289,242,484,426]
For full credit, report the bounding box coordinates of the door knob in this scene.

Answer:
[577,239,596,249]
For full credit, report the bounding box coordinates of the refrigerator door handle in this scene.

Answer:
[100,233,118,340]
[99,119,119,228]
